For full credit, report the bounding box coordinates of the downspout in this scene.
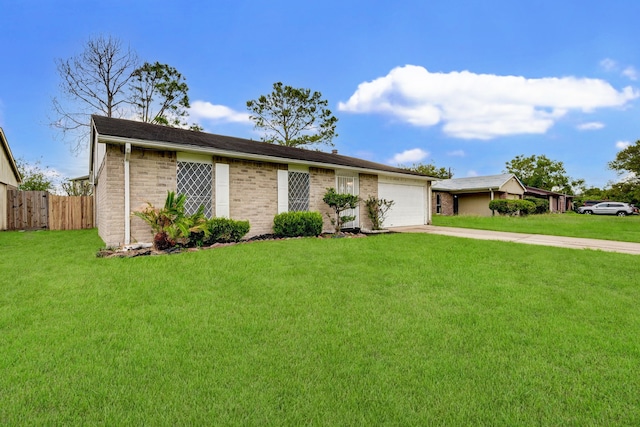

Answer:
[490,188,495,216]
[124,143,131,245]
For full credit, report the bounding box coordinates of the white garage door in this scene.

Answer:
[378,183,425,227]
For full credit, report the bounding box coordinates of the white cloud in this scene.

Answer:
[600,58,618,71]
[189,101,251,123]
[339,65,639,140]
[577,121,605,130]
[390,148,429,164]
[622,66,638,81]
[616,140,631,150]
[447,149,465,157]
[466,170,479,177]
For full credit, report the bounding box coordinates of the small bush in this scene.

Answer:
[525,197,549,214]
[273,211,323,237]
[189,217,250,246]
[489,199,536,216]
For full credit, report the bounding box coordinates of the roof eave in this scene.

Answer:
[0,128,22,184]
[97,134,434,182]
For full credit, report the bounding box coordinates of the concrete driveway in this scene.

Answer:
[388,225,640,255]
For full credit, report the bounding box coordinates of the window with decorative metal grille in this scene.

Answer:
[177,161,213,217]
[288,172,310,211]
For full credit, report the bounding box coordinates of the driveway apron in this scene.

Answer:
[388,225,640,255]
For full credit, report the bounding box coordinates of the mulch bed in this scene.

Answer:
[96,232,367,258]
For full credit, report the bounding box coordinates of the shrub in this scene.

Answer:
[273,211,323,237]
[489,199,536,216]
[133,191,208,250]
[525,197,550,214]
[322,188,360,233]
[364,196,394,230]
[189,217,250,246]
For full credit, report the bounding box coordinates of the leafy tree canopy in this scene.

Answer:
[609,140,640,177]
[130,61,200,129]
[504,154,583,194]
[16,159,57,192]
[404,162,452,179]
[246,82,338,148]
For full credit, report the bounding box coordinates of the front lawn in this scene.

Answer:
[433,212,640,243]
[1,229,639,425]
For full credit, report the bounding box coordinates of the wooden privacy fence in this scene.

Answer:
[7,190,94,231]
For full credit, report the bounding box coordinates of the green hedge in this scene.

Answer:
[489,199,536,216]
[525,197,550,214]
[189,217,251,246]
[273,211,323,237]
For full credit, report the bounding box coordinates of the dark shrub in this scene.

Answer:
[273,211,323,237]
[489,199,536,216]
[189,217,250,246]
[525,197,549,214]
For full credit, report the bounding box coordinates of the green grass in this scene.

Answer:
[433,212,640,243]
[2,229,640,425]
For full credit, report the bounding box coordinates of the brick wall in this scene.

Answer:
[358,173,378,230]
[310,167,335,232]
[432,191,455,216]
[129,148,177,243]
[228,158,282,236]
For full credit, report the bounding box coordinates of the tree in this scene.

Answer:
[61,179,93,196]
[16,159,57,192]
[130,61,199,129]
[504,154,583,194]
[609,140,640,178]
[322,188,360,233]
[52,35,139,152]
[404,162,452,179]
[246,82,338,148]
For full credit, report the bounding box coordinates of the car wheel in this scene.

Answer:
[617,211,627,217]
[584,210,592,215]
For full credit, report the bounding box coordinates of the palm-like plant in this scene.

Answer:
[133,191,208,250]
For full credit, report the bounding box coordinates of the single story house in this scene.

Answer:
[432,173,525,216]
[90,116,434,247]
[524,186,574,213]
[0,128,21,230]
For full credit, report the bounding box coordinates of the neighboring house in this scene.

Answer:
[0,128,21,230]
[524,186,574,213]
[90,116,434,247]
[432,174,525,216]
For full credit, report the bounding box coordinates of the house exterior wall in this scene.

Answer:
[228,158,282,237]
[310,167,336,232]
[501,178,525,196]
[358,173,378,230]
[458,193,493,216]
[97,144,125,246]
[129,148,177,243]
[432,191,454,216]
[1,145,20,231]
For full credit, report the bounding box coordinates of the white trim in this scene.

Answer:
[96,135,432,182]
[215,163,230,218]
[277,170,289,214]
[177,152,213,164]
[288,164,309,172]
[124,143,131,245]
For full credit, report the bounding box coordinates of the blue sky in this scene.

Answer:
[2,0,639,188]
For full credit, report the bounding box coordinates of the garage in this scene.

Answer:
[378,180,427,227]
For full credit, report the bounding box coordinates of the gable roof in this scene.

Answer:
[432,173,524,192]
[525,186,573,198]
[90,115,433,180]
[0,127,21,185]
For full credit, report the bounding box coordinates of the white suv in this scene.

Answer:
[578,202,634,216]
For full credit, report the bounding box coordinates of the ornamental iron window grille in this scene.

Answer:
[177,161,213,217]
[288,172,310,211]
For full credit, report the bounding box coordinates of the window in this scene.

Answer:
[177,161,213,217]
[436,194,442,214]
[288,171,309,211]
